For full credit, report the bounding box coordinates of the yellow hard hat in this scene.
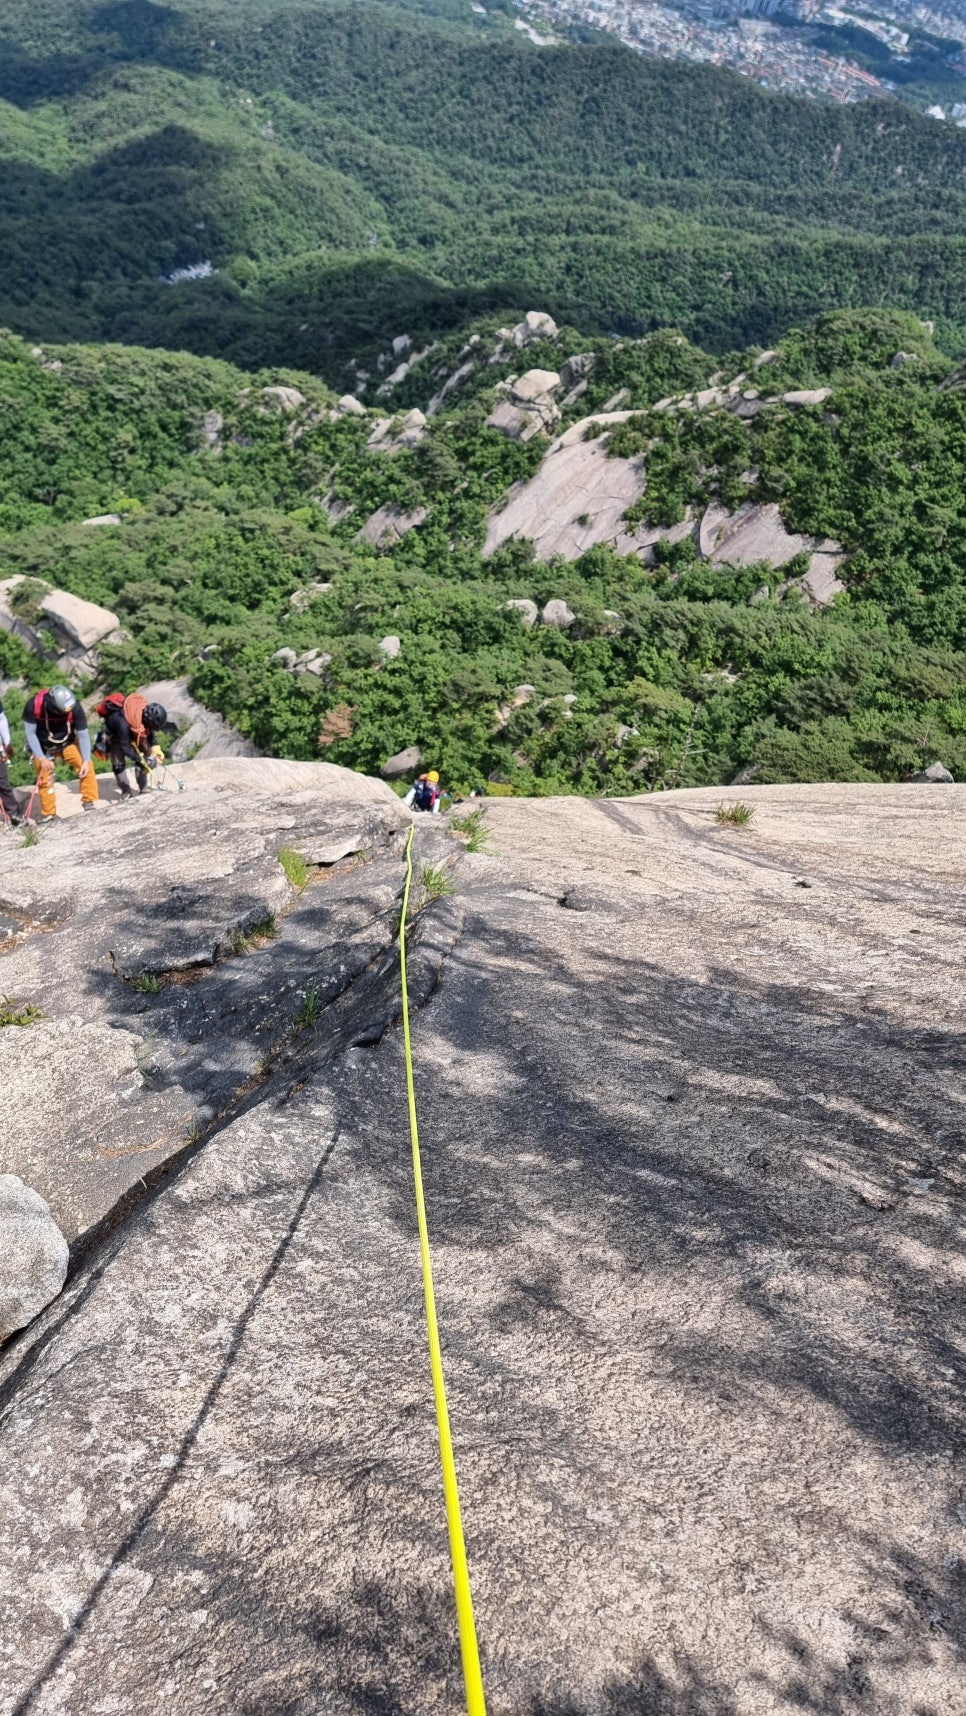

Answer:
[427,770,440,783]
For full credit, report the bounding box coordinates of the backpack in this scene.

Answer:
[412,778,439,811]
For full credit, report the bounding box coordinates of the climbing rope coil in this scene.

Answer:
[399,825,487,1716]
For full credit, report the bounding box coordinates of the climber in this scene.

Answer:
[23,686,98,818]
[404,770,445,813]
[0,697,22,826]
[94,693,167,799]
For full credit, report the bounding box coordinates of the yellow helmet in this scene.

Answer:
[427,770,440,783]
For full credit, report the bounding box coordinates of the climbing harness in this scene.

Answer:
[399,825,487,1716]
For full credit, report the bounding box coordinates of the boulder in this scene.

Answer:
[487,370,563,442]
[560,353,597,388]
[81,514,121,528]
[782,389,832,407]
[336,395,367,417]
[509,311,558,347]
[378,635,401,660]
[541,599,575,628]
[289,582,333,612]
[201,410,223,448]
[356,505,428,549]
[299,654,333,678]
[0,1175,69,1340]
[41,590,120,650]
[511,369,562,403]
[381,745,422,778]
[366,410,427,454]
[506,599,538,626]
[891,351,920,369]
[271,648,298,669]
[261,386,306,412]
[911,762,955,783]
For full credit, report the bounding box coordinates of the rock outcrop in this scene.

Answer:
[356,504,429,548]
[483,413,846,603]
[138,679,258,763]
[0,576,123,675]
[1,779,964,1715]
[0,1175,68,1339]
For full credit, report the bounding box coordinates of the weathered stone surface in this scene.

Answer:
[366,409,428,454]
[202,409,224,448]
[541,598,575,627]
[911,760,955,782]
[0,761,408,1242]
[41,589,120,649]
[708,501,813,569]
[378,634,401,659]
[782,388,832,407]
[505,598,539,625]
[80,513,121,528]
[381,744,422,778]
[509,310,558,346]
[139,678,258,762]
[336,394,367,417]
[261,386,306,412]
[1,782,965,1715]
[356,505,428,548]
[0,1175,68,1339]
[289,582,332,612]
[483,411,644,558]
[560,352,596,388]
[271,647,298,668]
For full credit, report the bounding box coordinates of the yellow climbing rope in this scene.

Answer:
[399,825,487,1716]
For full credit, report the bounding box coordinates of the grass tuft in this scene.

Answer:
[449,807,493,853]
[0,996,43,1027]
[295,984,322,1030]
[20,827,39,848]
[419,861,457,901]
[132,973,163,994]
[231,915,279,955]
[278,846,310,891]
[715,801,756,826]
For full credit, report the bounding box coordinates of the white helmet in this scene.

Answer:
[49,685,76,713]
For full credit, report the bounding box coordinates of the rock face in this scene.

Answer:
[381,744,422,778]
[0,1175,68,1340]
[484,411,644,558]
[484,417,845,601]
[41,588,120,650]
[356,504,429,548]
[366,409,428,453]
[138,679,258,762]
[0,576,123,676]
[0,759,410,1243]
[261,386,306,412]
[1,781,965,1715]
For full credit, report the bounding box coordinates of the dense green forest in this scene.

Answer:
[2,307,965,794]
[3,0,966,379]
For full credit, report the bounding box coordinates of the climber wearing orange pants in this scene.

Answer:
[24,686,99,818]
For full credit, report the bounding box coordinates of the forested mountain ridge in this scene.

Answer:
[4,0,966,374]
[2,307,966,795]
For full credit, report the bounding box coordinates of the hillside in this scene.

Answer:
[4,1,966,370]
[2,769,964,1711]
[1,306,966,793]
